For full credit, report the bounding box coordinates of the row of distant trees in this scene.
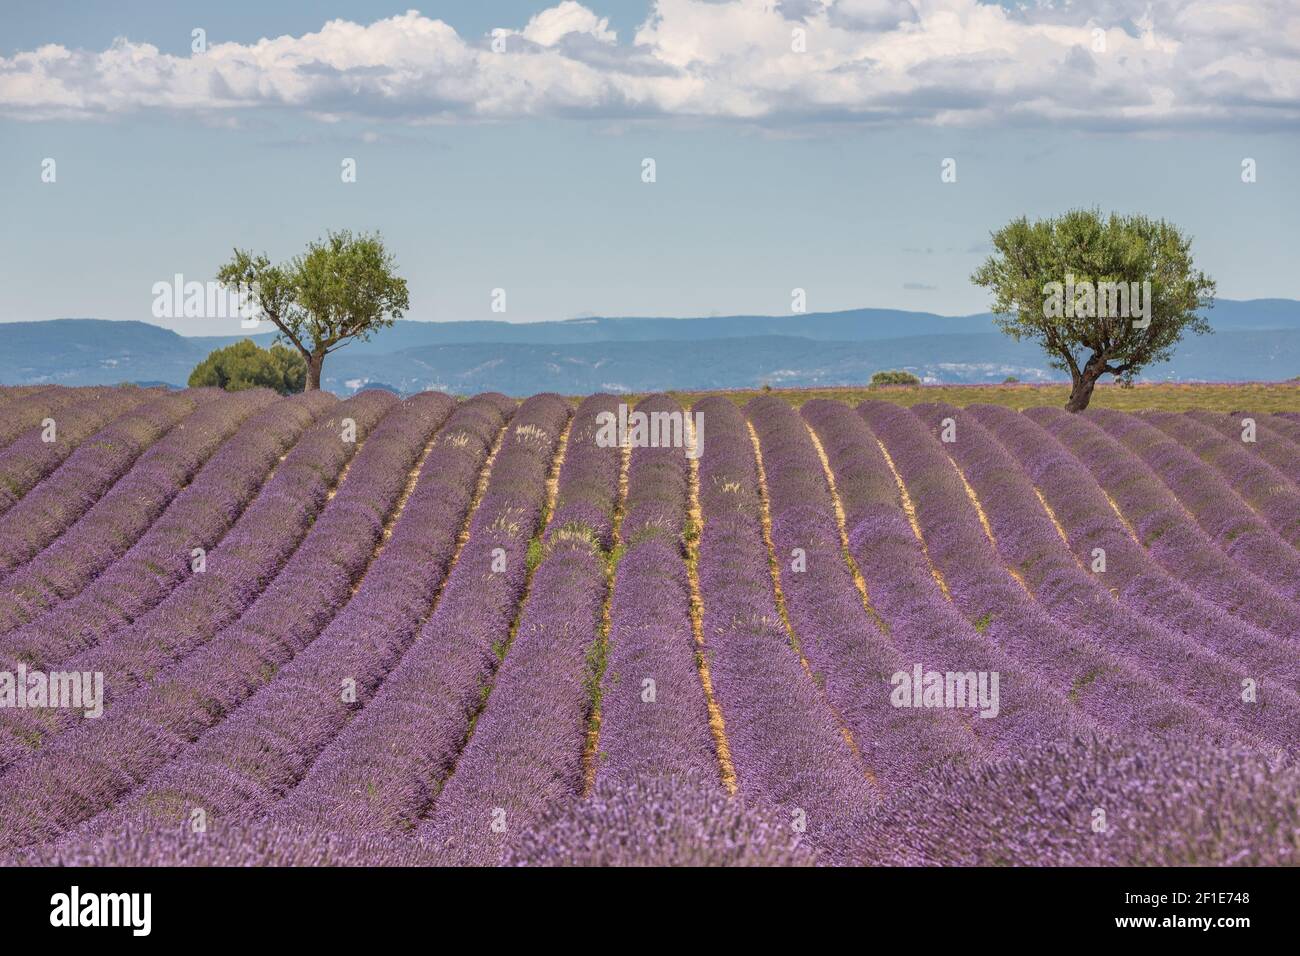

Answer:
[191,211,1217,411]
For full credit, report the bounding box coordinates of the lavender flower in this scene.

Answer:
[504,773,818,867]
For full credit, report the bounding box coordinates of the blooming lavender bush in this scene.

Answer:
[970,404,1300,693]
[801,399,1088,764]
[419,395,619,865]
[52,394,509,844]
[0,390,215,575]
[909,401,1299,753]
[1149,411,1300,549]
[852,733,1300,866]
[692,396,874,857]
[1086,407,1300,597]
[0,386,120,448]
[0,391,440,850]
[0,391,333,653]
[19,818,439,867]
[0,388,156,517]
[747,396,977,795]
[504,773,817,867]
[0,389,273,619]
[270,394,570,834]
[1027,406,1300,641]
[597,395,719,788]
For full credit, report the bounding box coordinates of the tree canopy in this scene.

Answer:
[870,369,921,387]
[188,339,307,394]
[216,230,409,390]
[972,209,1215,411]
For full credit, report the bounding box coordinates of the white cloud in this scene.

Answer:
[0,1,1296,129]
[521,1,618,45]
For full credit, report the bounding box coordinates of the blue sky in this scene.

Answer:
[3,1,1297,333]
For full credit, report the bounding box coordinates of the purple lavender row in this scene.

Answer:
[0,388,158,517]
[0,392,454,851]
[0,391,334,656]
[267,394,572,833]
[0,389,274,629]
[1144,411,1300,552]
[596,394,720,788]
[969,406,1300,688]
[745,396,977,795]
[22,817,442,867]
[693,396,873,856]
[0,390,391,768]
[1263,413,1300,462]
[0,389,216,576]
[891,401,1289,752]
[802,400,1088,762]
[1086,408,1300,599]
[543,394,622,551]
[854,734,1300,866]
[1260,412,1300,442]
[0,386,113,450]
[1186,411,1300,494]
[1027,407,1300,640]
[420,394,623,865]
[53,394,510,846]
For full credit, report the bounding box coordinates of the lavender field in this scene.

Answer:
[0,383,1297,867]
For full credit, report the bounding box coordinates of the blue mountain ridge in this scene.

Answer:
[4,299,1297,396]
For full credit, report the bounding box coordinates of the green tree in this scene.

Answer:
[972,209,1215,412]
[870,369,921,387]
[188,339,307,395]
[216,230,409,391]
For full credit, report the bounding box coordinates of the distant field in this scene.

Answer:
[661,381,1300,412]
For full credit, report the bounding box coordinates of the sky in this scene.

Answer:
[2,0,1297,334]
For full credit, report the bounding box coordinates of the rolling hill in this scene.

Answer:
[4,299,1298,395]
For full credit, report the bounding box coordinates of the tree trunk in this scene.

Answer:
[1065,353,1109,412]
[1065,376,1097,412]
[306,351,325,392]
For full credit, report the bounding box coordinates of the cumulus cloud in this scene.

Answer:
[520,1,618,45]
[0,1,1296,129]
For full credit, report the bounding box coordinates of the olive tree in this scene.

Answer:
[216,230,409,391]
[972,209,1215,411]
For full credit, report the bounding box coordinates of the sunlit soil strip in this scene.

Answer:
[444,419,511,594]
[540,420,569,527]
[874,438,952,601]
[1102,489,1141,544]
[343,416,509,784]
[350,425,445,596]
[581,441,631,796]
[746,420,871,781]
[804,423,889,636]
[1032,486,1072,547]
[942,453,1031,595]
[438,415,572,794]
[1027,482,1121,601]
[685,413,738,795]
[324,435,362,502]
[342,410,509,751]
